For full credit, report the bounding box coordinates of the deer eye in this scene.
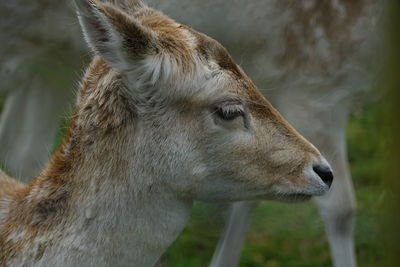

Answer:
[214,104,244,121]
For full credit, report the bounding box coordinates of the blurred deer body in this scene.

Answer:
[148,1,382,267]
[0,0,332,266]
[0,0,383,266]
[0,1,85,180]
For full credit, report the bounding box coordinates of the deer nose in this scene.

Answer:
[313,164,334,188]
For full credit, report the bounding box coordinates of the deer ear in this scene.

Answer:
[74,0,158,70]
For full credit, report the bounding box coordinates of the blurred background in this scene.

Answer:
[0,0,398,266]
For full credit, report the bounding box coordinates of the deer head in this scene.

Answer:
[73,0,333,203]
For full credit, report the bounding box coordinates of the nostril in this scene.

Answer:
[313,164,334,188]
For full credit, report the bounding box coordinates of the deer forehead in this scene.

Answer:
[130,8,248,84]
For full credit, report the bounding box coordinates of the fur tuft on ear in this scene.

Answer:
[74,0,159,71]
[100,0,144,14]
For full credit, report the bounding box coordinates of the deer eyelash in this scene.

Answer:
[214,104,244,121]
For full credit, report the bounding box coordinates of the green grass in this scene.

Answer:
[347,102,383,186]
[162,100,385,267]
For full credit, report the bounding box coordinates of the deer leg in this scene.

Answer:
[313,130,357,267]
[275,94,356,267]
[289,105,356,267]
[209,201,258,267]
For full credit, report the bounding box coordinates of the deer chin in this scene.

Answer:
[266,188,321,203]
[243,190,313,204]
[272,193,313,203]
[267,173,331,203]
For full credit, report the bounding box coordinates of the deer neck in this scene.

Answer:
[6,58,193,266]
[24,128,193,266]
[69,173,192,266]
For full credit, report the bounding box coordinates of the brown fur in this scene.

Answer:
[0,55,133,263]
[0,170,25,199]
[184,26,243,78]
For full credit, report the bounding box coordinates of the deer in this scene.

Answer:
[0,0,384,266]
[0,0,334,266]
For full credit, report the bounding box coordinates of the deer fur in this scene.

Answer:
[0,0,333,266]
[0,0,384,266]
[0,170,24,199]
